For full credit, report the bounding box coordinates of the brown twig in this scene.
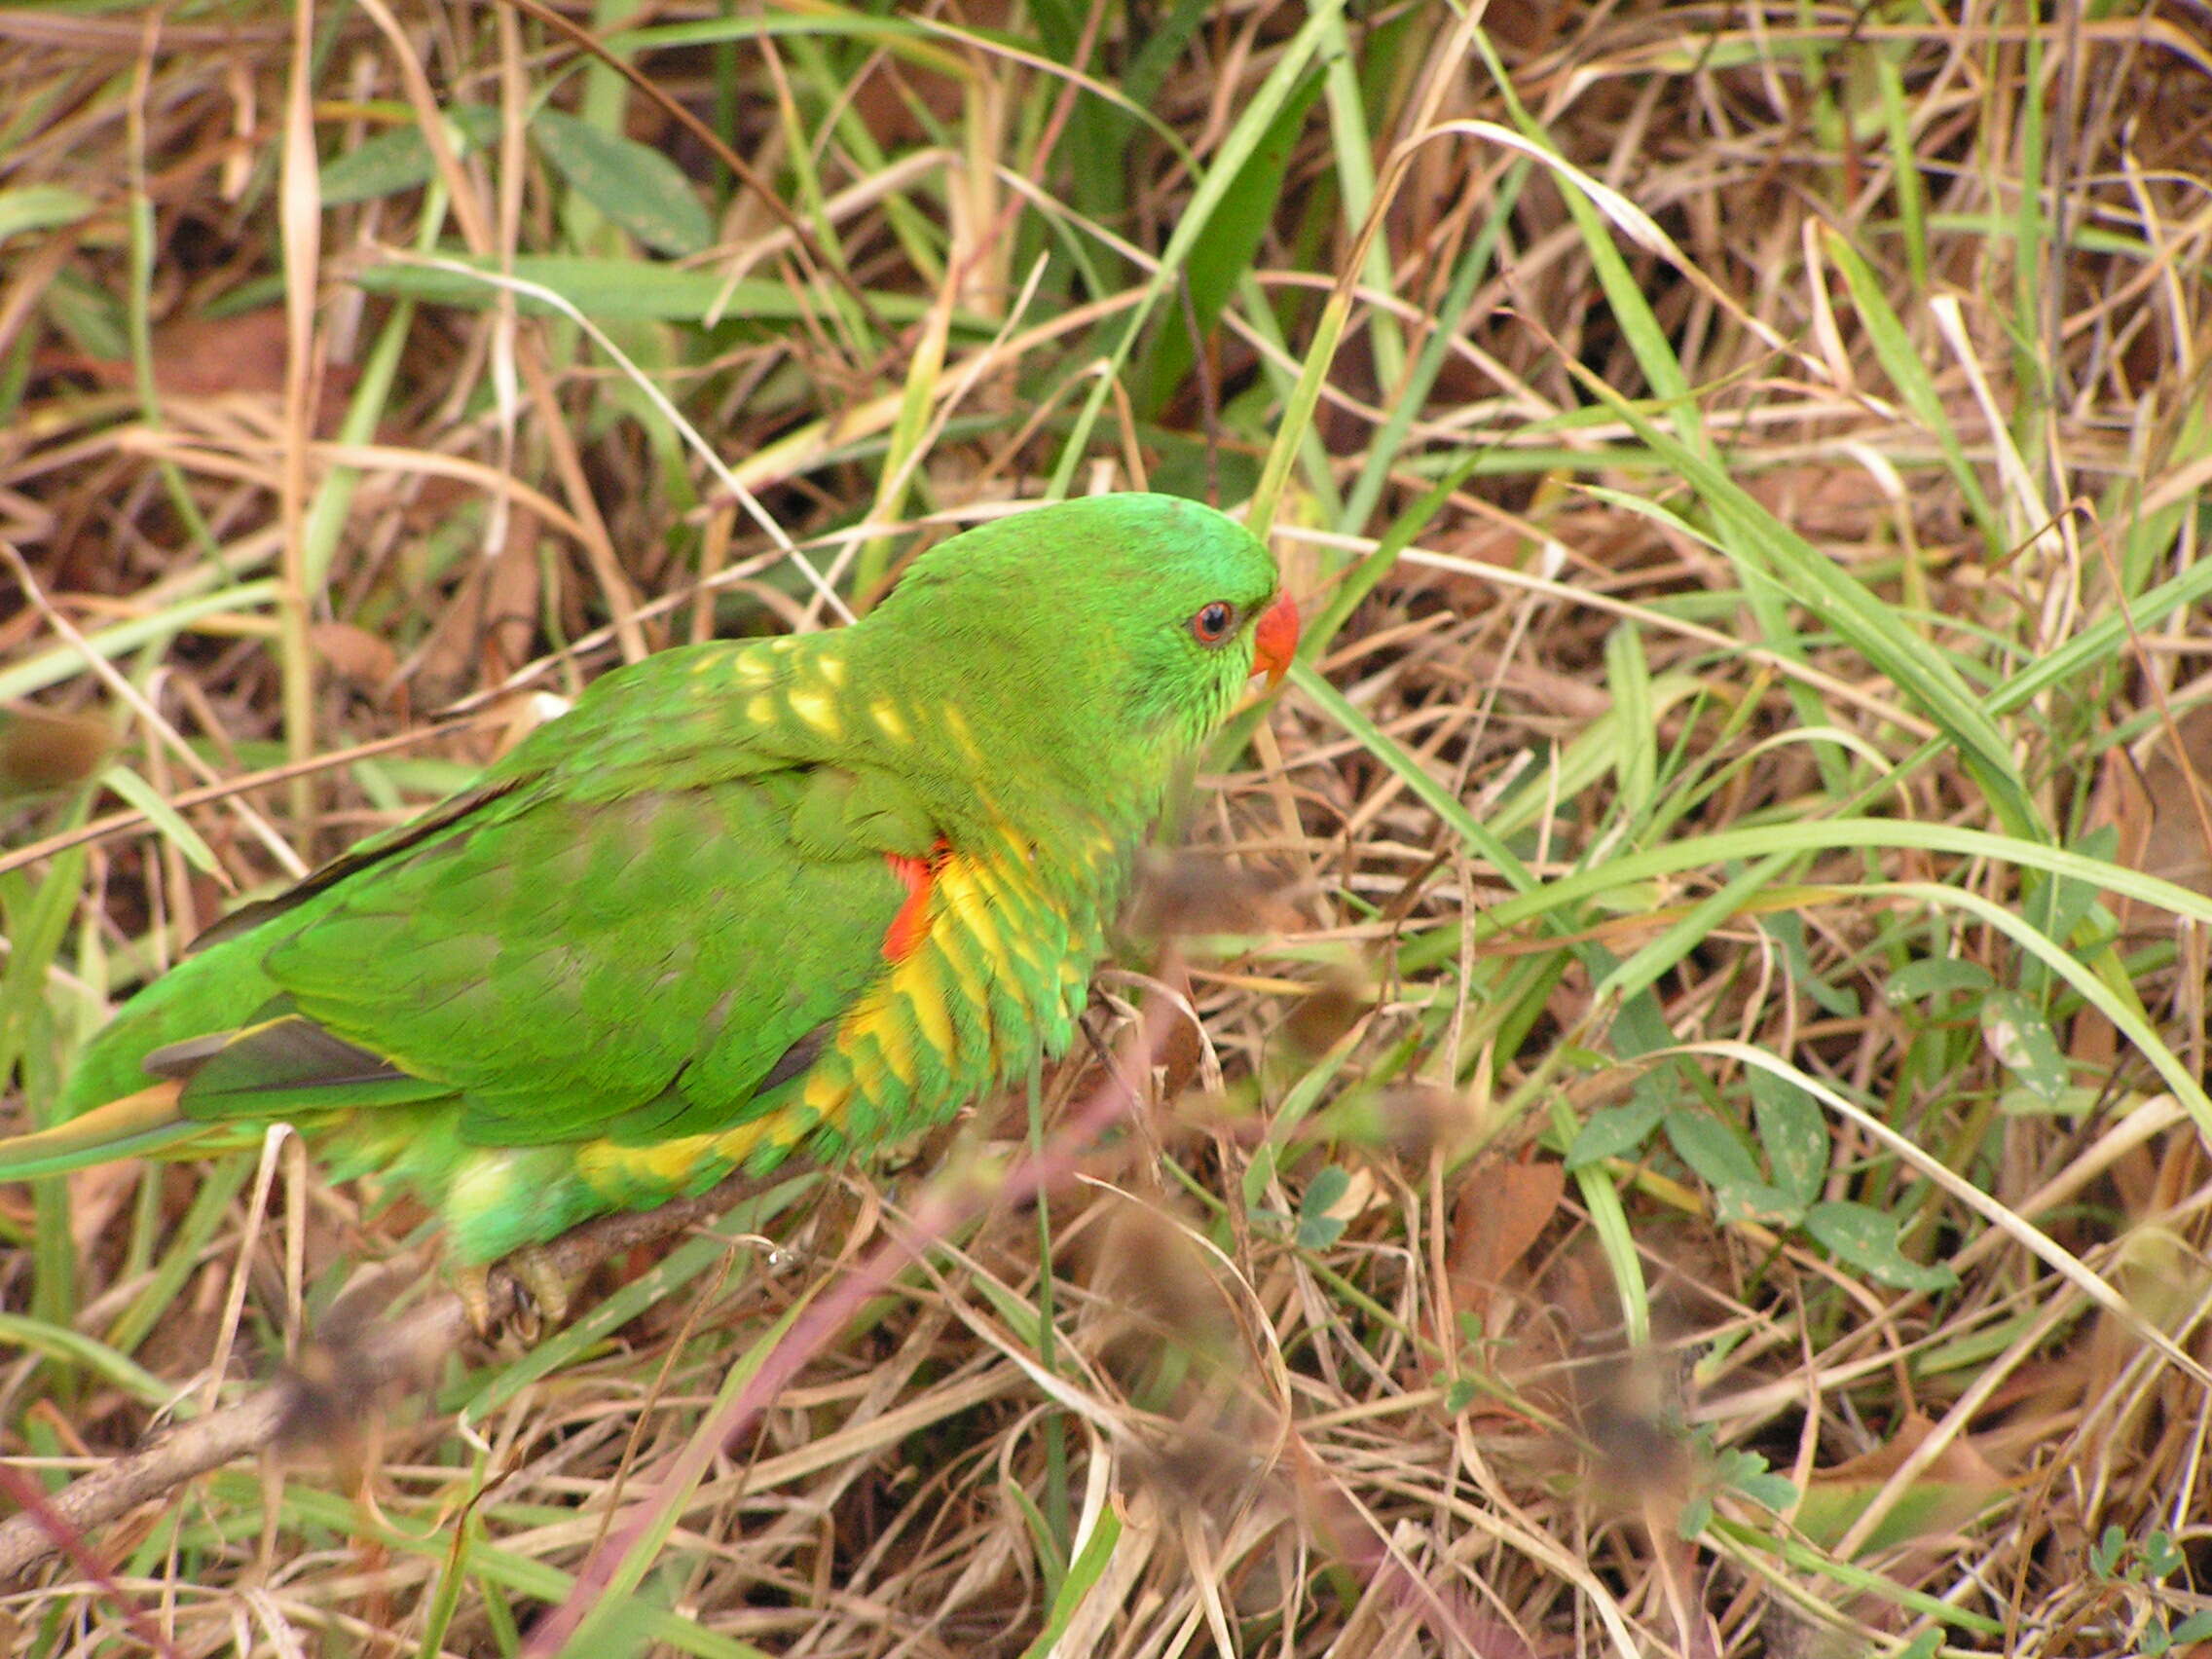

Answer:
[0,1171,763,1585]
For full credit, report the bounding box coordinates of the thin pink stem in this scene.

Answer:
[523,1008,1163,1656]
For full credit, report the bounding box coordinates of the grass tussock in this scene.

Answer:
[4,3,2212,1655]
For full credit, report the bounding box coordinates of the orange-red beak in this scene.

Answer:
[1252,590,1300,691]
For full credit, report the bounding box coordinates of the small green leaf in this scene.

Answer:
[1566,1097,1664,1167]
[1884,956,1996,1004]
[533,109,713,257]
[1733,1468,1800,1513]
[1295,1212,1346,1250]
[1762,910,1859,1017]
[1305,1163,1350,1211]
[1979,987,2068,1103]
[1803,1200,1956,1291]
[0,185,94,245]
[1998,1084,2103,1119]
[1668,1109,1800,1226]
[1713,1446,1797,1513]
[1677,1493,1713,1538]
[320,106,503,204]
[354,253,971,331]
[1748,1070,1829,1208]
[1296,1164,1350,1250]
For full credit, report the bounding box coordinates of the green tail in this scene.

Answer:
[0,1087,204,1177]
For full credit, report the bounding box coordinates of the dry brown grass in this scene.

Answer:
[5,2,2212,1655]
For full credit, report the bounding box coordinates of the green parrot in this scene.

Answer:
[3,494,1298,1267]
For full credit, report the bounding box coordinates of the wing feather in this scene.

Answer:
[244,766,931,1145]
[69,640,955,1156]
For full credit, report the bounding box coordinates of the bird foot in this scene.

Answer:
[454,1249,572,1342]
[506,1247,573,1340]
[455,1266,497,1341]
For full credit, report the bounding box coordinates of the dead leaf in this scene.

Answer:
[310,621,399,691]
[2098,701,2212,903]
[1448,1152,1565,1317]
[44,308,357,420]
[152,309,293,398]
[1796,1413,2012,1554]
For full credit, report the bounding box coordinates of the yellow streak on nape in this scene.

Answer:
[788,688,843,738]
[729,653,778,685]
[815,652,847,687]
[745,693,776,725]
[870,696,909,743]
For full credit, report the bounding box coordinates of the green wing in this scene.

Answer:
[66,642,946,1153]
[246,767,911,1145]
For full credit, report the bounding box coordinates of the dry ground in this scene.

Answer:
[4,3,2212,1656]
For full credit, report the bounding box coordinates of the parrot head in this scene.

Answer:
[875,493,1297,765]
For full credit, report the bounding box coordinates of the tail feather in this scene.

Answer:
[0,1083,200,1178]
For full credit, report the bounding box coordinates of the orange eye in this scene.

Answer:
[1190,601,1237,645]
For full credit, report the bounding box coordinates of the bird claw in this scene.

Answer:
[454,1250,571,1342]
[507,1248,572,1340]
[455,1266,497,1341]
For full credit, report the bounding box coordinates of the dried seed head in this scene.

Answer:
[1371,1082,1480,1163]
[273,1265,438,1485]
[1278,962,1374,1057]
[1086,1197,1236,1355]
[0,705,112,795]
[1124,850,1299,941]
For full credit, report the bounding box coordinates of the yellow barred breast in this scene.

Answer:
[571,836,1107,1203]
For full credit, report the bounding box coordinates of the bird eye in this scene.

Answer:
[1190,601,1237,645]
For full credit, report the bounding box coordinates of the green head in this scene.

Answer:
[866,494,1296,786]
